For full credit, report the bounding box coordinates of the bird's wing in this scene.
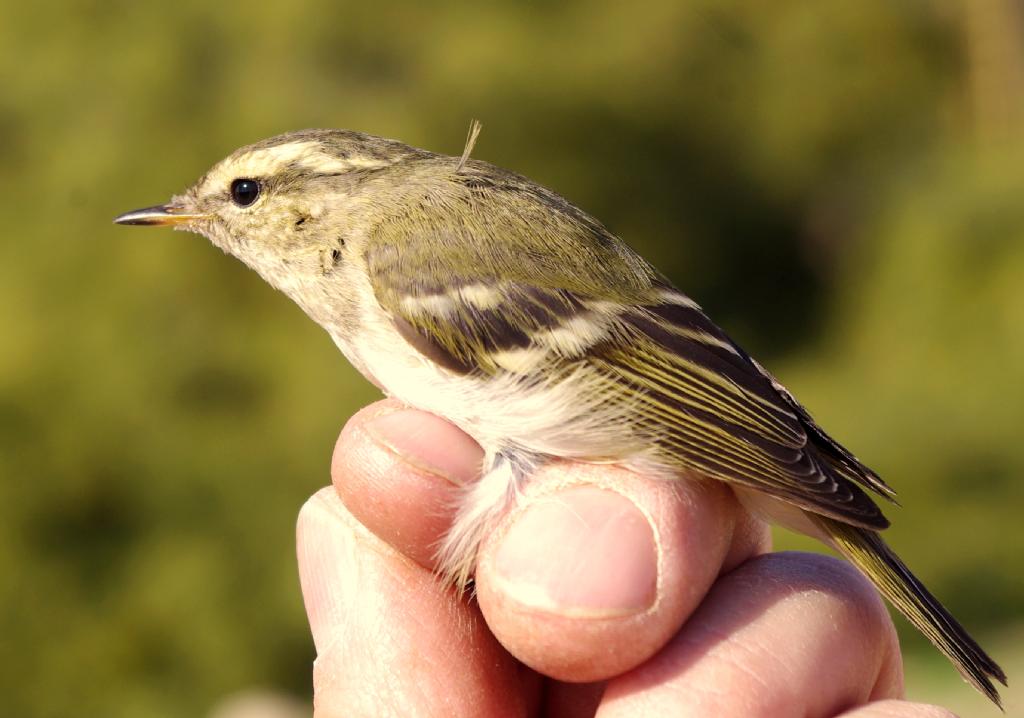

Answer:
[598,296,895,529]
[364,180,893,530]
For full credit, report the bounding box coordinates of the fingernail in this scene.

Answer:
[297,489,353,654]
[365,409,483,486]
[492,487,658,618]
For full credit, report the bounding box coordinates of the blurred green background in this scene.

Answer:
[1,1,1022,715]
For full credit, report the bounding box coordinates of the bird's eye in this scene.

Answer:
[230,178,261,207]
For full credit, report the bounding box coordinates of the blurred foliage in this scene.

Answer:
[1,0,1022,716]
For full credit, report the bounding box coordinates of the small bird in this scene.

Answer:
[116,124,1006,706]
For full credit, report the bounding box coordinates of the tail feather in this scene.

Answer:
[813,515,1007,709]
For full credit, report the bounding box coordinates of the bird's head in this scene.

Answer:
[114,129,431,288]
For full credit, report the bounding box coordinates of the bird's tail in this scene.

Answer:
[813,515,1007,709]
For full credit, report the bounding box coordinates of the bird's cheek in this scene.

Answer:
[200,221,241,254]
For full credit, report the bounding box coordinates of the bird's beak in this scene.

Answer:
[113,203,208,227]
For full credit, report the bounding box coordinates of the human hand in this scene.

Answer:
[297,399,958,717]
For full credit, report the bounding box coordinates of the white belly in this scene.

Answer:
[331,300,647,463]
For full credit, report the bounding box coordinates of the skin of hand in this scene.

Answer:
[296,399,960,718]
